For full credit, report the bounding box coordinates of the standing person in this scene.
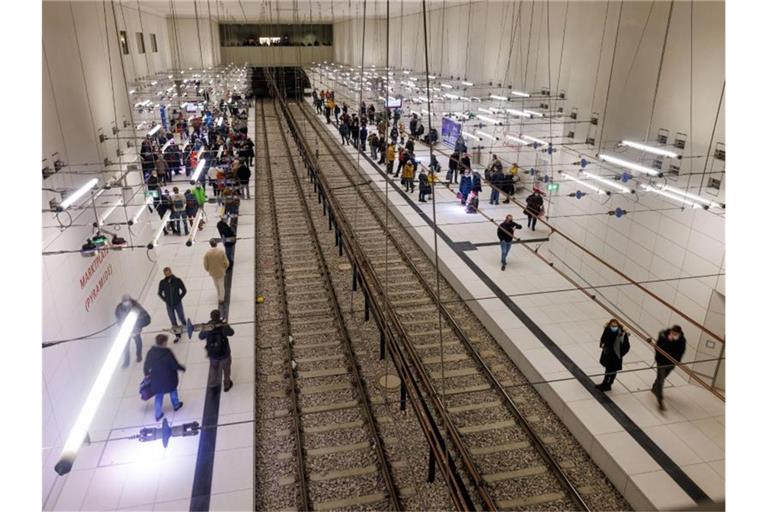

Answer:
[385,143,395,174]
[395,147,407,177]
[405,136,415,154]
[465,186,480,214]
[204,238,230,305]
[143,334,185,421]
[170,187,189,236]
[115,295,151,368]
[596,319,631,391]
[428,154,441,175]
[157,267,188,342]
[199,309,235,391]
[339,120,350,145]
[156,153,171,184]
[447,151,460,184]
[157,189,173,234]
[524,190,544,231]
[652,325,686,410]
[243,136,255,167]
[458,169,472,205]
[359,124,368,154]
[497,215,523,270]
[417,167,429,202]
[489,166,504,205]
[378,136,387,164]
[350,116,360,149]
[184,188,199,224]
[369,132,379,160]
[236,159,251,199]
[402,159,415,193]
[217,217,237,268]
[193,183,208,225]
[501,163,519,203]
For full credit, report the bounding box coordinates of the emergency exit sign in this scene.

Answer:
[547,182,560,192]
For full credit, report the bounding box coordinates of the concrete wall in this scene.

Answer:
[331,0,725,384]
[167,16,221,69]
[42,1,174,503]
[221,45,334,66]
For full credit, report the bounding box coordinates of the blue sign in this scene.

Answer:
[159,105,168,131]
[441,117,461,148]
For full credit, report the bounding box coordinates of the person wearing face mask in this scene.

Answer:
[652,325,686,410]
[596,319,631,391]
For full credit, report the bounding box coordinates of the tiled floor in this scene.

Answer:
[303,94,725,510]
[45,109,256,511]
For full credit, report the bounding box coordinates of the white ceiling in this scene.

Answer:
[138,0,465,24]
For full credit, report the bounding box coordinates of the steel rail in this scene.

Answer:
[266,70,476,511]
[294,99,590,511]
[268,97,403,511]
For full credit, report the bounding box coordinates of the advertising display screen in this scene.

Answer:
[441,116,462,148]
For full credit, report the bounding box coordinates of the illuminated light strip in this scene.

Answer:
[129,89,136,95]
[510,90,530,97]
[418,96,430,102]
[476,130,498,141]
[97,199,123,226]
[129,196,153,225]
[582,171,631,193]
[620,140,681,159]
[506,134,531,145]
[421,109,435,117]
[477,115,501,125]
[490,94,508,101]
[463,132,481,141]
[505,108,532,118]
[660,184,723,208]
[161,139,173,152]
[478,108,495,114]
[186,211,204,247]
[459,96,471,101]
[522,134,548,145]
[444,93,459,100]
[190,157,207,183]
[148,125,161,136]
[470,96,481,101]
[216,116,223,127]
[523,110,544,118]
[59,178,98,210]
[54,310,140,475]
[488,107,504,113]
[598,153,660,176]
[461,81,474,86]
[641,184,702,208]
[561,173,607,195]
[440,83,453,89]
[148,211,172,249]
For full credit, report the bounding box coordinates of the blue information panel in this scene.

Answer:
[160,105,168,131]
[441,117,462,148]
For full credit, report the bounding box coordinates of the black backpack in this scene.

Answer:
[206,327,228,358]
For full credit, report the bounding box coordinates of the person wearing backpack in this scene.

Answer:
[199,309,235,391]
[596,319,631,392]
[447,151,460,184]
[418,168,429,202]
[116,295,151,368]
[170,186,189,235]
[143,334,185,421]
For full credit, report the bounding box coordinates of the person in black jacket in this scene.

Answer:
[447,151,460,184]
[143,334,185,421]
[652,325,686,410]
[235,159,251,199]
[497,215,523,271]
[596,319,631,391]
[158,267,188,342]
[199,309,235,391]
[525,191,544,230]
[217,218,236,268]
[116,295,151,368]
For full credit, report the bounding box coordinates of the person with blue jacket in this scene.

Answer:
[458,169,473,205]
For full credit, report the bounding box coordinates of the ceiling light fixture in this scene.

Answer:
[620,140,682,159]
[598,153,660,176]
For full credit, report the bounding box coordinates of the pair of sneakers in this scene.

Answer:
[155,401,183,422]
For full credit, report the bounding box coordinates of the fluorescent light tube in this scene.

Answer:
[561,173,607,195]
[620,140,682,159]
[489,107,504,113]
[490,94,508,101]
[440,83,453,89]
[510,90,530,97]
[54,310,140,475]
[186,211,204,247]
[476,130,498,140]
[216,116,223,126]
[148,210,172,249]
[461,81,474,86]
[478,108,495,115]
[161,140,173,152]
[59,178,98,210]
[463,132,480,141]
[428,75,437,79]
[522,134,548,145]
[641,184,702,208]
[506,135,530,145]
[660,184,722,208]
[148,125,161,136]
[523,109,544,118]
[470,96,481,101]
[190,157,207,183]
[129,196,153,225]
[505,108,532,118]
[581,171,631,193]
[598,153,660,176]
[459,96,471,101]
[444,93,459,99]
[477,115,501,125]
[97,199,123,226]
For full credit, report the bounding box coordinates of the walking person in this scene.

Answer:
[524,190,544,230]
[502,163,520,203]
[157,267,188,343]
[497,215,523,271]
[236,159,251,199]
[143,334,185,421]
[596,319,631,391]
[395,147,407,177]
[458,169,472,205]
[115,295,151,368]
[170,187,189,235]
[204,238,230,305]
[418,167,429,202]
[489,166,504,205]
[447,151,460,184]
[386,143,395,174]
[199,309,235,392]
[652,325,686,410]
[217,217,237,268]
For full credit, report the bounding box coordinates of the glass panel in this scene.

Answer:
[136,32,145,54]
[119,30,129,55]
[218,24,333,47]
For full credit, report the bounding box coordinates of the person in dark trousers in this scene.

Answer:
[447,151,460,184]
[489,167,504,205]
[199,309,234,391]
[652,325,686,410]
[525,191,544,230]
[217,217,237,268]
[115,295,151,368]
[236,159,251,199]
[157,267,188,342]
[596,319,631,391]
[143,334,185,421]
[458,169,473,205]
[418,168,429,202]
[170,187,189,235]
[497,215,523,270]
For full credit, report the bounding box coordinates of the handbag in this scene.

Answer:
[139,375,154,401]
[456,191,463,200]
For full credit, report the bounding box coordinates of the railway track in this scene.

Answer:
[253,98,405,511]
[267,92,629,511]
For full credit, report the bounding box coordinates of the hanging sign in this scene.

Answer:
[441,117,461,148]
[159,105,168,131]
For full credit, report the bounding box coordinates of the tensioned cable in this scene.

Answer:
[134,0,154,77]
[193,0,205,68]
[597,0,624,154]
[463,0,472,78]
[589,2,612,117]
[619,1,655,95]
[522,0,535,92]
[644,0,675,143]
[553,0,569,96]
